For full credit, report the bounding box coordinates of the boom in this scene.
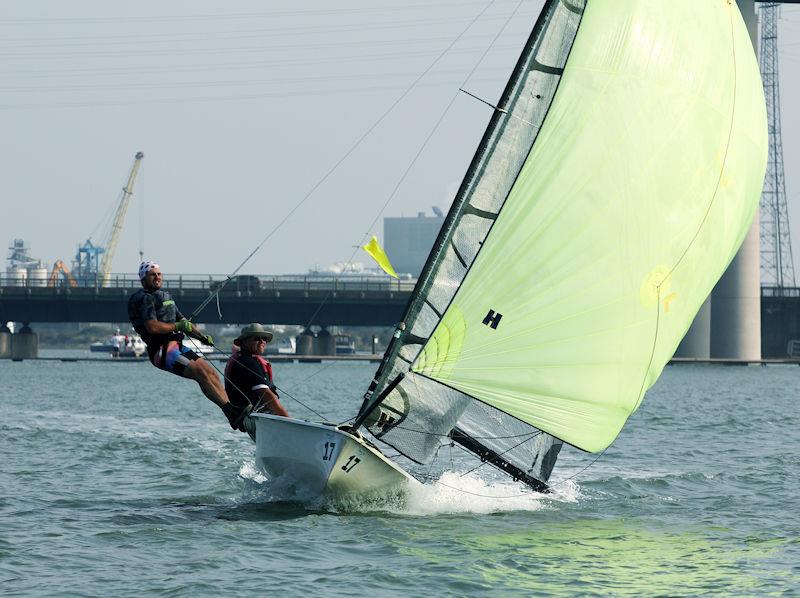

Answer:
[99,151,144,285]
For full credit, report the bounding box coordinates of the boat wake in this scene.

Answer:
[397,471,580,516]
[237,461,580,515]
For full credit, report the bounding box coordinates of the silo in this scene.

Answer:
[6,266,27,287]
[314,327,336,356]
[295,329,316,356]
[27,265,48,287]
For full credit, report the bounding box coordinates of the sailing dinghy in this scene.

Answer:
[246,0,767,500]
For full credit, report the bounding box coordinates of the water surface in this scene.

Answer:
[1,354,797,595]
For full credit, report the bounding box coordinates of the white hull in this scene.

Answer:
[246,414,419,501]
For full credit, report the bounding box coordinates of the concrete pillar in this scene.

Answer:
[710,0,761,361]
[0,323,11,359]
[314,327,336,356]
[295,329,315,356]
[675,298,711,359]
[11,323,38,361]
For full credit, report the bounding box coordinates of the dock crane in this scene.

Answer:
[98,151,144,286]
[72,152,145,285]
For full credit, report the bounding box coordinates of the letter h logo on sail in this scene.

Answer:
[482,309,503,329]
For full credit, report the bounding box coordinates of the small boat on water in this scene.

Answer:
[89,330,146,357]
[335,334,356,355]
[243,0,767,503]
[181,336,214,354]
[265,337,296,355]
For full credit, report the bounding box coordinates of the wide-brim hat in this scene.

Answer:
[234,322,274,346]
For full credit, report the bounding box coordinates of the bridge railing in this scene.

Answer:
[760,285,800,298]
[0,273,416,293]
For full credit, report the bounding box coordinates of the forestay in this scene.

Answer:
[358,0,767,484]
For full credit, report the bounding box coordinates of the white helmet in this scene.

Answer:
[138,261,160,281]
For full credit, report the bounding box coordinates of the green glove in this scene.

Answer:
[174,319,193,334]
[201,334,214,347]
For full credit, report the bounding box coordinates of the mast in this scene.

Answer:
[356,0,581,490]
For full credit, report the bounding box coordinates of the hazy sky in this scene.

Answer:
[2,1,799,278]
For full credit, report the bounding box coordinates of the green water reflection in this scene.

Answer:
[396,516,792,595]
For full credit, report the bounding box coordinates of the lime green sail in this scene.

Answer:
[412,0,767,452]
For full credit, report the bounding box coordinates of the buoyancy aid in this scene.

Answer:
[224,351,275,407]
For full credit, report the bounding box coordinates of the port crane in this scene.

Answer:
[73,152,144,285]
[98,151,144,285]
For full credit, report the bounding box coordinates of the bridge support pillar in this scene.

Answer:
[315,327,336,356]
[710,0,761,361]
[675,298,710,359]
[11,323,38,361]
[0,323,11,359]
[295,328,316,356]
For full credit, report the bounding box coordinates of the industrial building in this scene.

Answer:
[383,208,444,277]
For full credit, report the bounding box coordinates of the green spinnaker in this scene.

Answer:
[413,0,767,452]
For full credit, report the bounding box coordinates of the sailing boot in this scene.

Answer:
[222,402,252,432]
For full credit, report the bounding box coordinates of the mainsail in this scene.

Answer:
[357,0,767,488]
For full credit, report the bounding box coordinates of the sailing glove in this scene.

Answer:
[200,334,214,346]
[174,320,193,334]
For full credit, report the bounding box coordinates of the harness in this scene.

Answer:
[152,332,185,369]
[135,290,182,366]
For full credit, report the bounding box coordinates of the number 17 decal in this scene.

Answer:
[341,455,361,473]
[323,441,336,461]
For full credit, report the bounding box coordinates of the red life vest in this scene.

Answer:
[224,350,274,392]
[253,353,274,384]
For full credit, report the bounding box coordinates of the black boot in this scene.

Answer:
[222,402,252,432]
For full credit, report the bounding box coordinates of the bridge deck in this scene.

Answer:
[0,275,411,326]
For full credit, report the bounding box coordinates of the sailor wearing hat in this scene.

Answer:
[128,261,251,431]
[224,323,289,417]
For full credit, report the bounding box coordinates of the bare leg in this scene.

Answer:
[184,359,230,407]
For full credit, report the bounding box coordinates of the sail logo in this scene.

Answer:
[482,309,503,329]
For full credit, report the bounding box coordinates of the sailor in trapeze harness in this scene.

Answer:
[128,261,252,431]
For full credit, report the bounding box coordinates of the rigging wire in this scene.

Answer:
[300,0,526,338]
[186,0,503,323]
[196,340,331,421]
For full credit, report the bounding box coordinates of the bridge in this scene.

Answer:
[2,274,799,358]
[0,274,412,327]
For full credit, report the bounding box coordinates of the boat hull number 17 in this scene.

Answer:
[322,441,361,473]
